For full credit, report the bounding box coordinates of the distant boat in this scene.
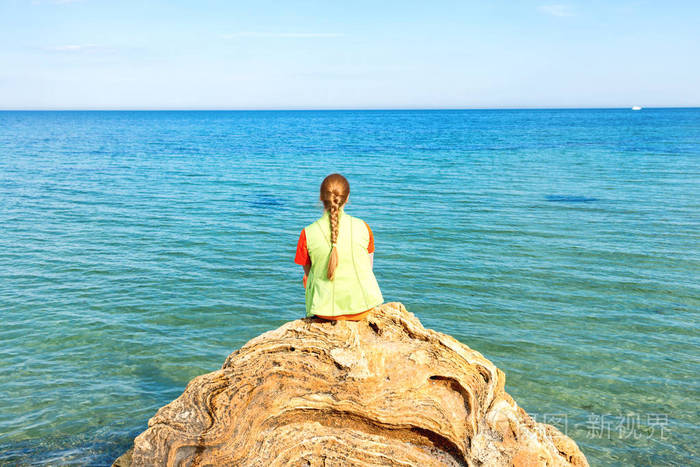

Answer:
[632,106,642,110]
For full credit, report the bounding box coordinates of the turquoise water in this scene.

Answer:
[1,109,698,466]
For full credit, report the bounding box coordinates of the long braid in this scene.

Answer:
[327,193,341,280]
[319,174,350,281]
[329,193,341,245]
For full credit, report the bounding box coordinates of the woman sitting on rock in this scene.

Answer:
[294,173,384,321]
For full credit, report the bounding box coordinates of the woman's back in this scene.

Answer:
[303,206,383,318]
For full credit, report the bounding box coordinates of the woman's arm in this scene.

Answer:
[369,252,374,269]
[303,262,311,288]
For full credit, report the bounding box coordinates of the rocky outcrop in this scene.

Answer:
[114,302,587,466]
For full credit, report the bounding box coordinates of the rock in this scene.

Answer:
[112,448,133,466]
[115,302,588,466]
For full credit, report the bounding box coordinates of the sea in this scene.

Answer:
[0,109,698,466]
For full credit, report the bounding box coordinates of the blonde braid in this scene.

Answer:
[329,193,341,245]
[327,193,341,280]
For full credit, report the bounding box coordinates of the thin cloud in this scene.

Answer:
[220,32,344,39]
[31,0,86,4]
[538,4,575,17]
[44,44,98,52]
[41,44,127,56]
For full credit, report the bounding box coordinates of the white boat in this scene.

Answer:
[632,106,642,111]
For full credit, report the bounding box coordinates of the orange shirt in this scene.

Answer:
[315,307,374,321]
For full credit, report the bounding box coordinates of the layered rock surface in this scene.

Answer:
[114,302,588,466]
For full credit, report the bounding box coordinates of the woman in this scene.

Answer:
[294,173,383,320]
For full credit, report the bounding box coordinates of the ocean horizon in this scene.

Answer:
[2,106,698,112]
[1,108,698,465]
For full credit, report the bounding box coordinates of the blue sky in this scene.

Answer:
[1,0,698,109]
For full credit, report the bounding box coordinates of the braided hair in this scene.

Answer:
[319,173,350,280]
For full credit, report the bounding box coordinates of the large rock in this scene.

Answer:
[115,302,588,466]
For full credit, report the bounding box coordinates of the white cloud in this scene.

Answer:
[42,44,126,56]
[44,44,97,52]
[31,0,86,4]
[220,32,344,39]
[538,4,575,17]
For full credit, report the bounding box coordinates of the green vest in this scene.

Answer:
[304,207,384,317]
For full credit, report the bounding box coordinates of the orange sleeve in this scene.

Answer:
[294,229,311,266]
[363,221,375,253]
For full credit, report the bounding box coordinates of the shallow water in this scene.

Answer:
[1,109,698,465]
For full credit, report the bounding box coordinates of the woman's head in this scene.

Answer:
[319,174,350,280]
[320,173,350,211]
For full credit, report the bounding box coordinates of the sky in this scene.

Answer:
[0,0,698,109]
